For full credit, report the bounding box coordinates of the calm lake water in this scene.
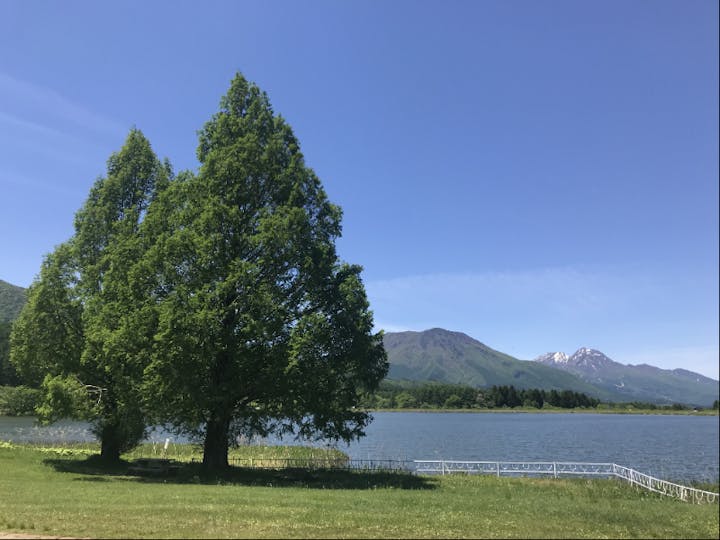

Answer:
[1,412,718,482]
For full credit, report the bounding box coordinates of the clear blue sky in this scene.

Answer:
[1,0,717,378]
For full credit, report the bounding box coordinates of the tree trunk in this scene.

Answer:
[100,432,122,462]
[203,414,230,470]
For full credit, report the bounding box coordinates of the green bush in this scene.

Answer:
[0,385,41,415]
[443,394,464,408]
[394,391,417,408]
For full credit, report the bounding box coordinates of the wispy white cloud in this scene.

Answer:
[367,266,621,324]
[0,72,127,187]
[0,170,80,195]
[0,71,126,137]
[365,266,719,379]
[0,110,108,169]
[0,110,67,138]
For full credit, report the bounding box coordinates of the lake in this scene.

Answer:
[1,412,718,482]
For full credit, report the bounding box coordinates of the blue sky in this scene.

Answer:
[1,0,718,378]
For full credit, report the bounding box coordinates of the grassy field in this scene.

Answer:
[0,443,718,539]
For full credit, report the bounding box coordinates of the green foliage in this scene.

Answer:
[9,74,386,469]
[10,129,168,461]
[0,385,40,415]
[542,388,599,408]
[134,73,387,469]
[0,320,20,386]
[360,380,599,410]
[0,279,26,323]
[10,243,83,387]
[443,394,464,408]
[394,391,417,409]
[34,375,96,423]
[589,401,718,415]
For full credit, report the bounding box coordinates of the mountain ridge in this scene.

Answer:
[534,347,718,405]
[384,329,621,401]
[384,329,718,406]
[0,279,27,322]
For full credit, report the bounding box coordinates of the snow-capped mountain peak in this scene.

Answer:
[534,348,615,371]
[568,348,615,370]
[535,351,569,364]
[532,344,718,406]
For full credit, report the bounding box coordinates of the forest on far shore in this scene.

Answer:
[357,380,718,411]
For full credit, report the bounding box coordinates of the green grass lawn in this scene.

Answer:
[0,443,717,539]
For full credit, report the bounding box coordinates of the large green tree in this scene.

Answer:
[138,73,388,469]
[11,129,169,461]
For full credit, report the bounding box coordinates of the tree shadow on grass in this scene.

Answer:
[43,456,437,490]
[44,455,131,476]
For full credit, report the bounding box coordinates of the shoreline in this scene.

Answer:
[1,406,718,423]
[366,407,719,416]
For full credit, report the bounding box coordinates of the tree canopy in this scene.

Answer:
[11,129,170,460]
[137,74,387,469]
[11,74,387,469]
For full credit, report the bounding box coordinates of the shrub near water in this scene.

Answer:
[0,386,40,415]
[126,442,349,467]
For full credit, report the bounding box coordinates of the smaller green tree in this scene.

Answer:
[11,242,84,388]
[0,385,41,415]
[11,129,169,461]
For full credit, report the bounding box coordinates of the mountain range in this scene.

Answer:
[0,278,717,406]
[535,347,718,406]
[384,329,718,407]
[383,329,619,400]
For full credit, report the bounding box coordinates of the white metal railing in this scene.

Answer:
[412,460,719,504]
[611,463,718,504]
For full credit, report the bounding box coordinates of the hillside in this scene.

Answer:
[536,348,719,407]
[383,329,620,400]
[0,279,26,322]
[383,328,718,406]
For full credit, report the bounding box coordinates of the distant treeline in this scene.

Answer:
[0,385,39,416]
[358,380,600,410]
[597,400,717,411]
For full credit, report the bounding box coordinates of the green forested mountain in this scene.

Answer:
[383,328,620,401]
[0,279,26,322]
[383,328,718,405]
